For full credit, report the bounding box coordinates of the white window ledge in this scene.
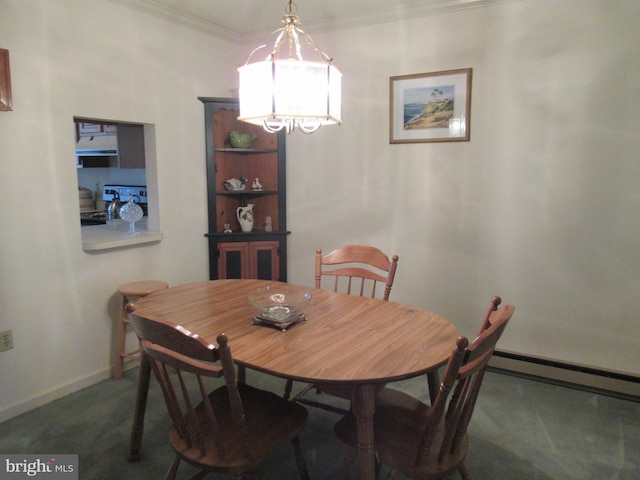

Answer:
[81,219,163,251]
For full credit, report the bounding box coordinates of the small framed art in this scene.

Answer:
[390,68,472,143]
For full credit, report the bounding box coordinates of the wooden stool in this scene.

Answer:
[114,280,169,379]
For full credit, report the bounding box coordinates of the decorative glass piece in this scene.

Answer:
[119,195,144,234]
[247,284,312,330]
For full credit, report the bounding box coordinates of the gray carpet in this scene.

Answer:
[1,368,638,479]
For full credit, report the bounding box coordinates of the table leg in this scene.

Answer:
[128,351,151,461]
[352,384,376,480]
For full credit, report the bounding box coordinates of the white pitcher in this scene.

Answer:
[236,204,255,232]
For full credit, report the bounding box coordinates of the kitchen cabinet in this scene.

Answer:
[117,124,145,169]
[200,97,289,281]
[74,120,145,169]
[77,121,117,137]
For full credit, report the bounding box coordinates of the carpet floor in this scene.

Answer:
[1,367,639,479]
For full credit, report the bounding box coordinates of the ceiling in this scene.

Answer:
[115,0,511,43]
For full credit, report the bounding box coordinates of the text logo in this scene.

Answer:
[0,455,78,479]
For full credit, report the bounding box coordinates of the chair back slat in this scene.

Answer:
[153,361,195,449]
[416,337,467,464]
[177,370,203,454]
[437,373,470,463]
[326,270,382,298]
[450,371,485,456]
[315,245,399,300]
[217,333,253,460]
[195,373,226,457]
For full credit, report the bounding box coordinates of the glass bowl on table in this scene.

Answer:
[247,284,312,331]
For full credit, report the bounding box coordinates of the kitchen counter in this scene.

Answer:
[81,218,163,251]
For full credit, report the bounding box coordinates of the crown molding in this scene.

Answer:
[242,0,519,44]
[109,0,242,43]
[112,0,520,45]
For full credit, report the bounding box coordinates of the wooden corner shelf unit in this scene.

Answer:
[199,97,289,281]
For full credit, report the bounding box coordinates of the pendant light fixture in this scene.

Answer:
[237,1,342,134]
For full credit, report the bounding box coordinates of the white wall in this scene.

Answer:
[285,0,640,377]
[1,0,638,422]
[0,0,239,421]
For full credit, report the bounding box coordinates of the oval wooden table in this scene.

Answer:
[128,279,459,480]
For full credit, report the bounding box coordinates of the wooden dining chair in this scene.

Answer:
[127,307,310,480]
[284,245,399,413]
[333,298,515,480]
[315,245,399,300]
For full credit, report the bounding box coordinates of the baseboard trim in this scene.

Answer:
[490,350,640,400]
[0,362,136,424]
[2,354,637,424]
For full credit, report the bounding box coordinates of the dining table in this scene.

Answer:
[127,279,459,480]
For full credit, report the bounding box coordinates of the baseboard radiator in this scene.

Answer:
[489,350,640,400]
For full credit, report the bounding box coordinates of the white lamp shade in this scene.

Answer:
[238,59,342,129]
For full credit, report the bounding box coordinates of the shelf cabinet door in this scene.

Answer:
[250,241,279,280]
[218,242,250,279]
[218,241,280,281]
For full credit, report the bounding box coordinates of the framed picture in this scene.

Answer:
[0,49,12,111]
[390,68,472,143]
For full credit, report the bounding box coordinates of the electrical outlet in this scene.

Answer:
[1,330,13,352]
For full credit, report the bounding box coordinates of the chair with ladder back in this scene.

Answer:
[284,245,399,414]
[333,297,514,480]
[127,306,310,480]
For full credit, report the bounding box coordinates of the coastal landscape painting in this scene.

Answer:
[403,85,455,130]
[390,68,472,143]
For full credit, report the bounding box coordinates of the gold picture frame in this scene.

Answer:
[390,68,472,143]
[1,49,13,111]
